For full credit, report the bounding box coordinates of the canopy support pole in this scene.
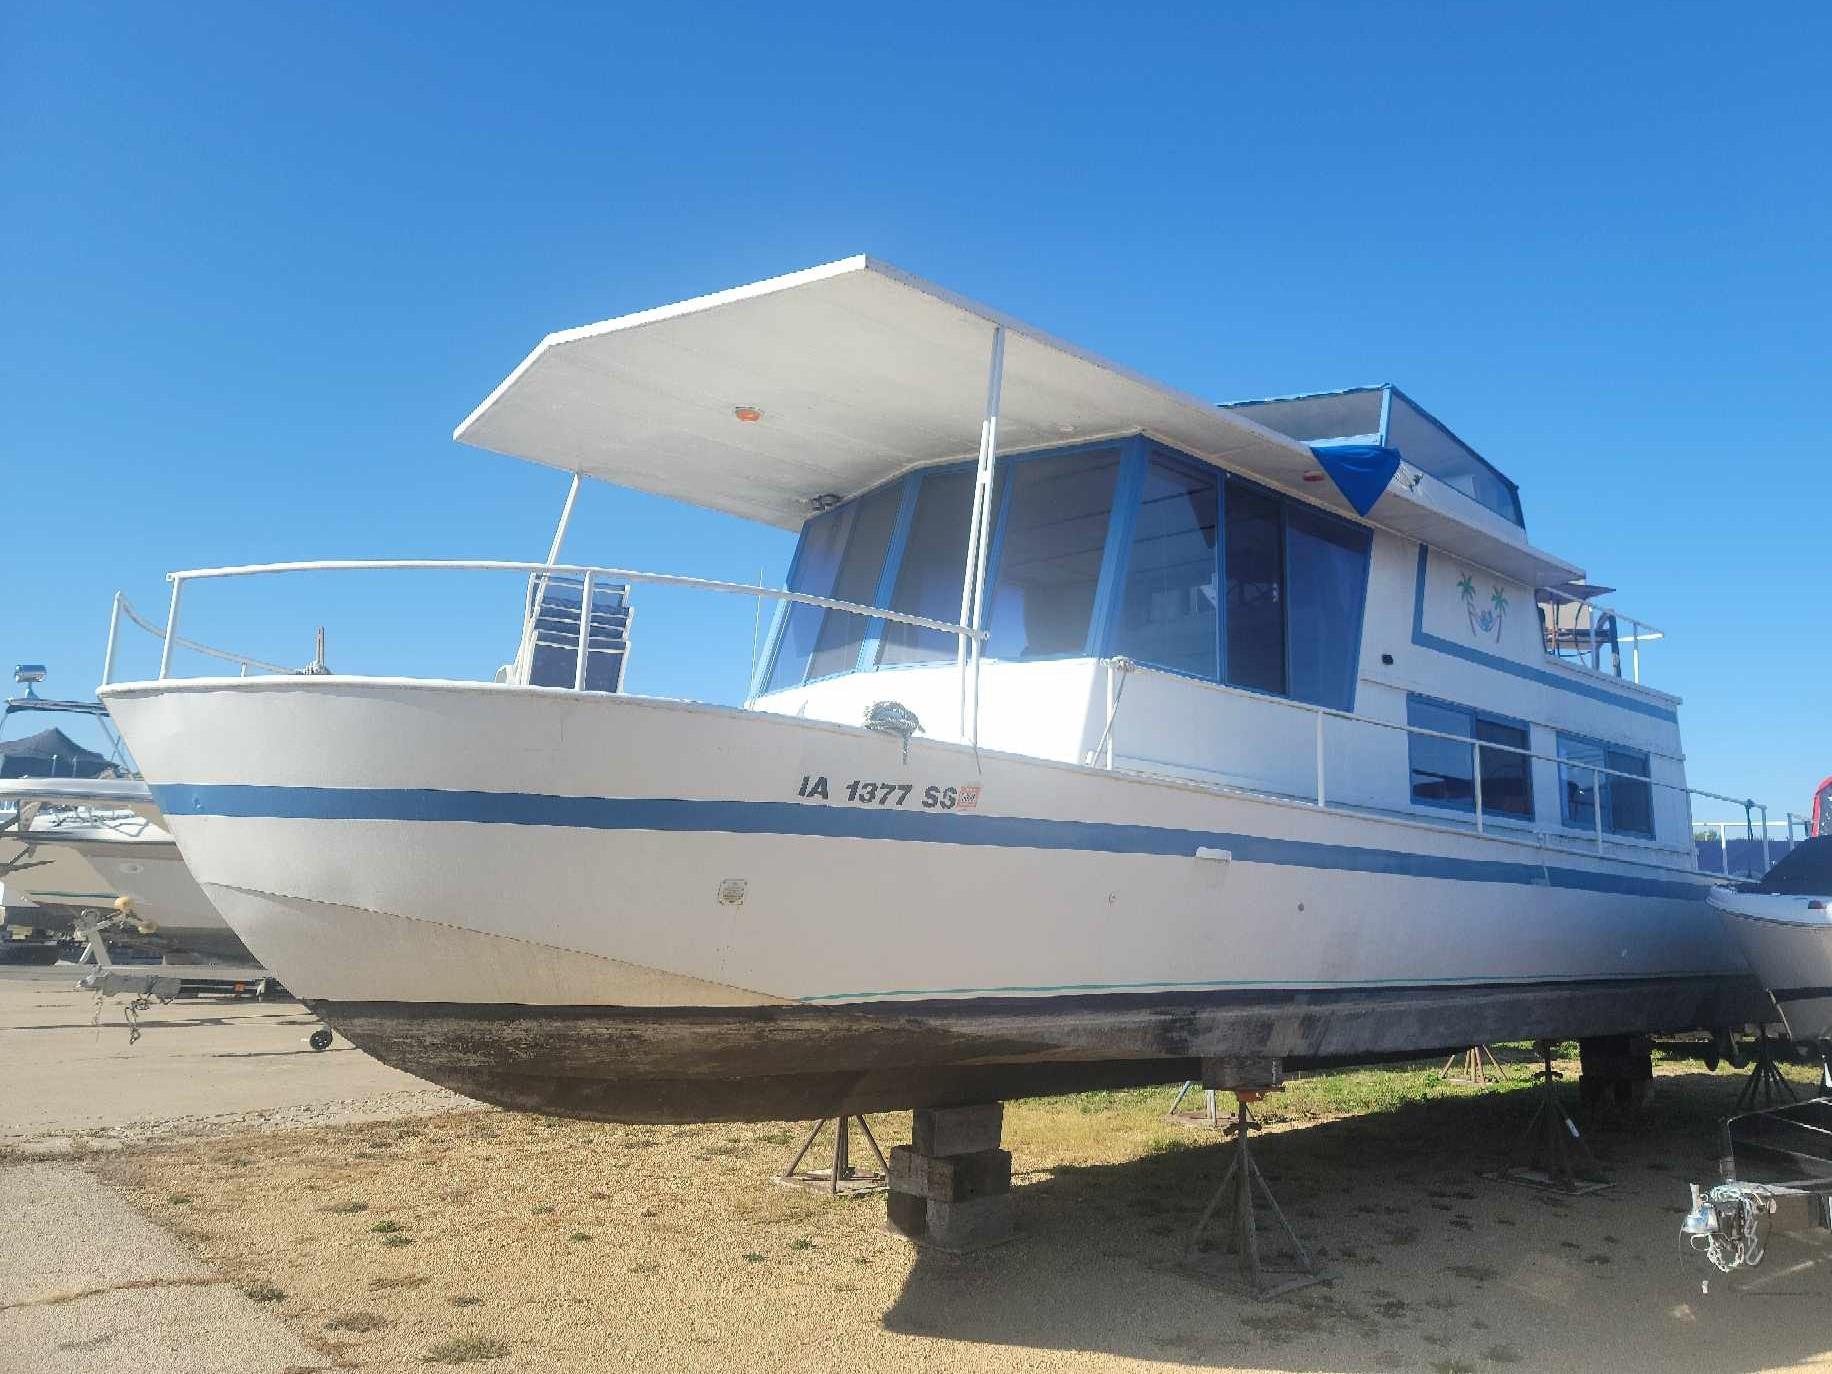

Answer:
[545,471,583,566]
[957,326,1004,741]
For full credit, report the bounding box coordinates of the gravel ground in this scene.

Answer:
[90,1071,1832,1374]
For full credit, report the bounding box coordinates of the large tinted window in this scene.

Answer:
[1112,458,1218,679]
[1286,505,1371,711]
[798,483,902,683]
[985,449,1119,661]
[1407,696,1533,819]
[1558,735,1654,838]
[1224,483,1285,695]
[878,469,976,666]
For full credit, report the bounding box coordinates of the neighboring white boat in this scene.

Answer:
[1710,838,1832,1046]
[99,257,1776,1122]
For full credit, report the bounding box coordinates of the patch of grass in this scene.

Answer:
[167,1194,192,1206]
[369,1274,429,1291]
[742,1252,765,1263]
[424,1335,509,1364]
[450,1295,484,1307]
[568,1232,592,1243]
[531,1205,555,1215]
[371,1219,403,1233]
[244,1284,286,1303]
[326,1200,369,1214]
[789,1237,814,1251]
[326,1311,388,1332]
[629,1262,660,1276]
[1485,1345,1525,1365]
[382,1234,415,1248]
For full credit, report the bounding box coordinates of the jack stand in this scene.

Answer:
[1497,1041,1608,1194]
[1183,1092,1324,1298]
[1166,1081,1221,1128]
[780,1116,888,1196]
[1442,1045,1504,1085]
[1734,1029,1799,1113]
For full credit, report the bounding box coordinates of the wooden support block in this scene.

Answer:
[925,1195,1013,1252]
[886,1187,927,1240]
[889,1146,1010,1202]
[911,1103,1004,1157]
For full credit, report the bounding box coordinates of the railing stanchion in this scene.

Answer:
[1315,710,1326,809]
[1630,618,1642,684]
[1593,765,1604,854]
[1472,740,1484,834]
[574,570,594,692]
[157,577,186,680]
[1718,822,1729,874]
[101,592,124,687]
[1761,803,1772,873]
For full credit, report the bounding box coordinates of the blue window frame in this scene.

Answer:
[1406,696,1534,819]
[1558,734,1654,838]
[763,480,902,690]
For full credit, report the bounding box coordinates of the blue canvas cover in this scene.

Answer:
[1309,443,1403,517]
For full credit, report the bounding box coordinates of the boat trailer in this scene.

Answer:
[1682,1061,1832,1282]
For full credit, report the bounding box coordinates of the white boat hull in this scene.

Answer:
[100,676,1762,1121]
[1710,886,1832,1045]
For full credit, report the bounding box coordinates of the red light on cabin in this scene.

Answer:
[1302,471,1326,483]
[734,405,763,423]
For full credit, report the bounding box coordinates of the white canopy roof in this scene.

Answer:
[455,256,1581,587]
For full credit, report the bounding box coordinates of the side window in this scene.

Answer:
[799,483,902,683]
[1112,458,1219,679]
[984,448,1120,660]
[1407,696,1533,819]
[1558,735,1653,838]
[878,469,977,666]
[1223,482,1285,694]
[1286,504,1371,712]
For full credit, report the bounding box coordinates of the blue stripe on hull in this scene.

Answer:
[153,782,1706,901]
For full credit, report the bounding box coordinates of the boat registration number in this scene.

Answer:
[795,775,980,811]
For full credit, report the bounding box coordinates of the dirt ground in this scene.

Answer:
[85,1065,1832,1374]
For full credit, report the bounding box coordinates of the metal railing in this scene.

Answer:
[140,556,988,727]
[1094,657,1766,865]
[1695,816,1807,877]
[1539,598,1664,685]
[103,591,292,684]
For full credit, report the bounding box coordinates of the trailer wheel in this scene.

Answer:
[309,1028,334,1051]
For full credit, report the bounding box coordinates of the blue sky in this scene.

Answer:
[4,2,1827,820]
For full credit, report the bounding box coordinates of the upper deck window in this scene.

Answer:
[763,481,901,691]
[878,469,976,666]
[760,436,1372,711]
[984,447,1122,661]
[1113,458,1219,679]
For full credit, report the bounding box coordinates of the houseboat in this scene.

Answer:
[98,258,1768,1121]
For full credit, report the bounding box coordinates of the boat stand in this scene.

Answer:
[1496,1040,1608,1194]
[780,1116,888,1196]
[1441,1045,1505,1086]
[1166,1081,1221,1128]
[1181,1060,1324,1299]
[1734,1029,1801,1113]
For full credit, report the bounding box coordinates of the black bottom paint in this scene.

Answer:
[308,975,1769,1124]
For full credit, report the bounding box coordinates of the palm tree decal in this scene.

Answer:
[1460,570,1507,642]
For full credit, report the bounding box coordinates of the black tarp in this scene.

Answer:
[0,727,114,778]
